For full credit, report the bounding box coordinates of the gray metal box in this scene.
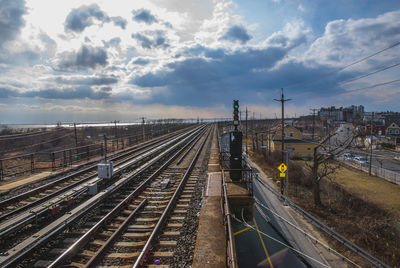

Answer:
[88,182,98,195]
[98,161,113,179]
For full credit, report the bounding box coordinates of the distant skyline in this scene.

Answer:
[1,0,400,124]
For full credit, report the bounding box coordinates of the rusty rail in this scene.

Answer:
[133,126,211,267]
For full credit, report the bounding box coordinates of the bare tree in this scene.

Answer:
[307,132,355,206]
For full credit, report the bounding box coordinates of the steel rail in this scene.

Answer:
[48,199,147,268]
[133,126,211,267]
[0,129,181,208]
[0,127,201,239]
[254,174,390,268]
[176,131,203,165]
[48,126,209,268]
[0,125,207,268]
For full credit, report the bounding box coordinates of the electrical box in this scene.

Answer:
[98,161,113,179]
[88,182,98,195]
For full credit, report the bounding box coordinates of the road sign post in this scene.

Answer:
[277,162,289,204]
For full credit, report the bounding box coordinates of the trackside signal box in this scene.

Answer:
[230,131,242,181]
[98,161,113,179]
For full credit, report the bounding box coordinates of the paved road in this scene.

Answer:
[331,123,400,173]
[345,147,400,172]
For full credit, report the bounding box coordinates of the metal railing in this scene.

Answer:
[217,129,238,268]
[338,158,400,185]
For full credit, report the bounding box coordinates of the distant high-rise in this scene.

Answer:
[318,105,364,123]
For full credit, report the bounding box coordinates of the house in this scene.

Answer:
[267,125,318,159]
[385,116,400,146]
[385,116,400,137]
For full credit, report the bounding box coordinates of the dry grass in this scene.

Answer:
[333,165,400,220]
[295,160,400,220]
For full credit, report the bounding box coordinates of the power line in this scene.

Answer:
[294,78,400,99]
[285,41,400,89]
[293,61,400,98]
[339,78,400,95]
[340,62,400,85]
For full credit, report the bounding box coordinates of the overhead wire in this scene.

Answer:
[292,62,400,98]
[283,41,400,90]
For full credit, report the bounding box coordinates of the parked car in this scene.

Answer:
[343,153,355,160]
[354,156,368,164]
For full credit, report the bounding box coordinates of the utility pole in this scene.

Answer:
[245,107,248,154]
[369,112,374,176]
[310,108,317,140]
[274,88,291,195]
[274,88,291,164]
[114,120,118,150]
[73,123,78,147]
[141,117,145,141]
[103,134,107,161]
[328,107,331,148]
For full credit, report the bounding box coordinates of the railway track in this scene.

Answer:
[0,126,202,252]
[0,127,189,215]
[0,124,211,267]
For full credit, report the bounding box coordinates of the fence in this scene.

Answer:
[337,158,400,185]
[0,124,189,180]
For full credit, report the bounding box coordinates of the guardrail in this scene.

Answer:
[338,158,400,185]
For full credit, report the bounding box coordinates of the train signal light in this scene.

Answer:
[233,100,239,127]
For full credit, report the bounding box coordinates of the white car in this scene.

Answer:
[354,156,368,164]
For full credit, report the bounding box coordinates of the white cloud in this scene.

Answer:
[305,10,400,69]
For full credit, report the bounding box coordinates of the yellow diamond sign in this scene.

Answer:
[278,163,287,173]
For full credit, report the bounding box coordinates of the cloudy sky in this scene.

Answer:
[1,0,400,124]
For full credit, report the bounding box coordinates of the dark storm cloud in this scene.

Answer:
[128,40,357,106]
[220,25,251,44]
[111,16,127,29]
[54,76,118,86]
[22,86,110,100]
[131,31,168,49]
[132,9,158,24]
[58,45,108,69]
[0,0,26,47]
[130,46,288,105]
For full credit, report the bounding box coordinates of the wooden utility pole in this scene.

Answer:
[310,108,317,140]
[141,117,146,141]
[114,120,119,149]
[274,88,291,195]
[73,123,78,147]
[369,112,374,176]
[245,107,248,154]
